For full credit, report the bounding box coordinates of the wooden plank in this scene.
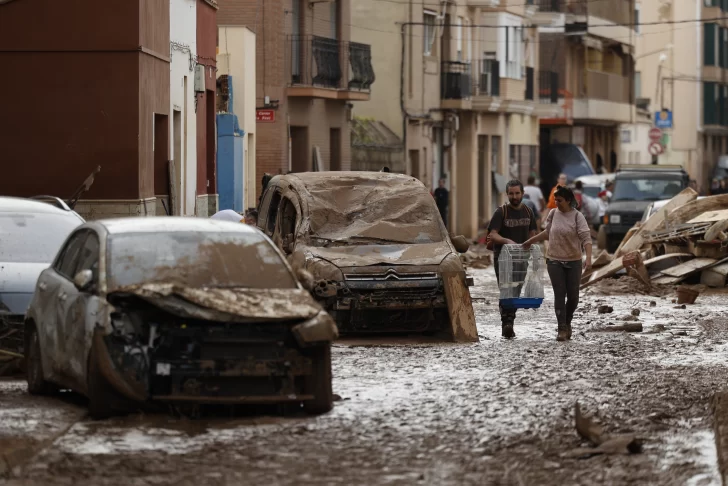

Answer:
[705,219,728,242]
[701,262,728,287]
[661,258,718,277]
[592,250,613,268]
[615,188,698,258]
[667,194,728,227]
[615,226,641,255]
[688,240,728,259]
[580,250,650,289]
[442,272,479,343]
[652,275,681,285]
[687,209,728,224]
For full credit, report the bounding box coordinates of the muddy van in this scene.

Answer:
[256,172,478,342]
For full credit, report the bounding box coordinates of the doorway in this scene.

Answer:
[290,126,308,172]
[329,128,341,170]
[153,114,169,207]
[409,149,420,180]
[173,109,182,215]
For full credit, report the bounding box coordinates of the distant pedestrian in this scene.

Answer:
[546,173,568,210]
[434,178,450,227]
[523,186,592,342]
[524,176,545,213]
[245,209,258,226]
[604,180,614,201]
[487,179,538,339]
[721,178,728,195]
[522,194,540,222]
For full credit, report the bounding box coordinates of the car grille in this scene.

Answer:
[344,269,438,282]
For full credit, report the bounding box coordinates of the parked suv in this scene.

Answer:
[602,164,689,252]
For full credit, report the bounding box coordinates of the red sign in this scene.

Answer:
[257,109,275,122]
[648,127,662,142]
[648,142,664,156]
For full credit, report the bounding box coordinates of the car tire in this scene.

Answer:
[26,325,57,396]
[303,344,333,415]
[87,345,122,420]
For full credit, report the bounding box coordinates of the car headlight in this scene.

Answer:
[609,214,621,224]
[307,258,344,282]
[292,310,339,347]
[439,253,465,273]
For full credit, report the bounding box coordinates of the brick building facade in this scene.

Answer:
[218,0,374,198]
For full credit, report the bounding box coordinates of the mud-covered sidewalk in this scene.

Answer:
[2,267,728,485]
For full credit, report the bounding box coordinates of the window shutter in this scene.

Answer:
[721,28,725,68]
[705,24,716,66]
[705,82,717,125]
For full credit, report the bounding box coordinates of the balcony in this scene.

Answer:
[441,61,472,110]
[573,70,632,122]
[534,0,586,15]
[538,71,559,104]
[287,35,375,101]
[474,59,500,97]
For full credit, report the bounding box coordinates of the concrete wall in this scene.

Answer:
[217,26,258,209]
[170,0,198,216]
[196,0,219,216]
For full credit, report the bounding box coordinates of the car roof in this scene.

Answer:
[0,196,81,217]
[96,217,263,235]
[575,174,613,185]
[278,171,423,187]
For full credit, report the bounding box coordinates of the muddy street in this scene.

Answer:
[2,267,727,485]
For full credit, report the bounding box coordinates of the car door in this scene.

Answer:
[35,230,87,379]
[59,230,100,388]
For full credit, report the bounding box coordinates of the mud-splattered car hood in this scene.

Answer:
[305,242,453,267]
[109,283,322,322]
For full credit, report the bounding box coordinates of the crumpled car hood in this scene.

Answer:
[108,283,322,322]
[305,242,453,267]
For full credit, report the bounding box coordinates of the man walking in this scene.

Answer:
[488,180,538,338]
[524,176,545,213]
[434,178,450,227]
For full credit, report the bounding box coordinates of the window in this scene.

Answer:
[464,18,472,62]
[705,82,718,125]
[424,10,436,56]
[55,231,88,279]
[76,232,100,286]
[635,71,641,99]
[502,25,523,80]
[634,5,640,34]
[705,23,718,66]
[456,16,463,61]
[330,1,338,39]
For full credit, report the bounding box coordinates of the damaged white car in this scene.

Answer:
[25,218,338,418]
[257,172,478,342]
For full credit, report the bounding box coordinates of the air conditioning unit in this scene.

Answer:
[194,64,205,93]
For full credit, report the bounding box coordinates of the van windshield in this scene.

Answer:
[547,145,594,180]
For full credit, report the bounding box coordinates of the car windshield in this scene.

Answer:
[0,212,81,263]
[612,176,684,202]
[582,186,601,198]
[108,231,298,291]
[305,176,445,246]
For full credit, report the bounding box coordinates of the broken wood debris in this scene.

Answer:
[562,402,643,459]
[584,192,728,290]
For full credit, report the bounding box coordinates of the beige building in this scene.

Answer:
[535,0,637,173]
[631,0,723,190]
[352,0,560,238]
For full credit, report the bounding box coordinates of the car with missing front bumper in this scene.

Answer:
[24,217,338,418]
[256,171,478,342]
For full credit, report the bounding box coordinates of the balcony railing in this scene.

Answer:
[535,0,587,15]
[441,61,472,100]
[538,71,559,104]
[580,70,631,104]
[475,59,500,97]
[288,35,375,91]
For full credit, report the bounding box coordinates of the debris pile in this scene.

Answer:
[460,245,492,269]
[583,189,728,291]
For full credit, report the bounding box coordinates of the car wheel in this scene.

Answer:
[303,344,333,415]
[87,345,123,420]
[26,325,57,395]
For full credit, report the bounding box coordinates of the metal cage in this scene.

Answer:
[497,244,545,309]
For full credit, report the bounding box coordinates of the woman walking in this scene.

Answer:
[523,186,592,341]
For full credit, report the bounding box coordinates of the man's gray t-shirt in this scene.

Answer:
[489,204,538,253]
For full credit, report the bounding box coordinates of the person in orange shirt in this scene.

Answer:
[547,173,568,209]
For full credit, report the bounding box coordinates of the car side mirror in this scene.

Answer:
[296,269,315,292]
[73,269,94,292]
[451,235,470,254]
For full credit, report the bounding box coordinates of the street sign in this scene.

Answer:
[648,142,664,156]
[649,127,662,142]
[655,109,673,129]
[256,109,275,122]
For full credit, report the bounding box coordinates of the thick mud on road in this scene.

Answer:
[3,267,728,485]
